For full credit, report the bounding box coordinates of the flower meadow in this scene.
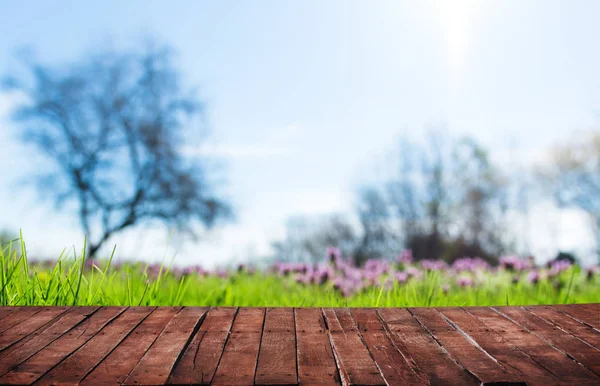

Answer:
[1,240,599,307]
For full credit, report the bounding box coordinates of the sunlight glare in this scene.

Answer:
[435,0,481,77]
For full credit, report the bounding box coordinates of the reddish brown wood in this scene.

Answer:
[123,307,208,385]
[378,308,477,385]
[255,308,297,385]
[83,307,181,385]
[0,306,126,384]
[0,306,17,322]
[322,308,386,386]
[410,307,511,384]
[495,306,600,377]
[553,304,600,330]
[168,307,237,385]
[0,307,69,351]
[439,307,558,383]
[0,304,597,385]
[295,308,339,386]
[350,308,423,385]
[38,307,155,384]
[0,307,43,334]
[212,307,265,385]
[524,305,600,349]
[466,306,600,384]
[0,307,98,377]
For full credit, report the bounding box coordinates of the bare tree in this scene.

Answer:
[271,214,359,263]
[3,44,231,258]
[362,132,508,262]
[384,133,454,261]
[354,186,400,264]
[450,138,508,259]
[540,132,600,262]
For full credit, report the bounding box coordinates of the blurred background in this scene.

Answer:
[1,0,600,268]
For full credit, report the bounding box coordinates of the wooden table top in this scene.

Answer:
[0,304,598,385]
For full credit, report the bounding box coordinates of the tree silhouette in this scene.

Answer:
[3,44,231,257]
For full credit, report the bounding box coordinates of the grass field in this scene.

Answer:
[1,237,598,307]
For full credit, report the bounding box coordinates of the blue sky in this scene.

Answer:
[1,0,600,266]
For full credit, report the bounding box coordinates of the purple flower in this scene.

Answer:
[182,266,196,276]
[452,257,489,272]
[216,269,228,278]
[499,256,531,272]
[456,276,473,287]
[527,270,540,284]
[394,272,408,283]
[195,266,209,276]
[548,260,572,276]
[405,267,422,278]
[333,277,359,297]
[396,249,413,264]
[295,274,311,285]
[420,260,448,271]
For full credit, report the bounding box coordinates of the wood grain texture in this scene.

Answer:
[0,304,597,385]
[83,307,181,385]
[123,307,208,385]
[350,308,423,385]
[212,307,265,386]
[525,305,600,348]
[168,307,237,385]
[553,304,600,330]
[495,306,600,377]
[0,307,98,377]
[378,307,478,385]
[0,306,126,384]
[466,306,600,384]
[38,307,155,385]
[439,307,558,383]
[0,307,44,334]
[255,308,297,385]
[0,306,18,322]
[295,308,339,386]
[0,307,69,351]
[322,308,386,386]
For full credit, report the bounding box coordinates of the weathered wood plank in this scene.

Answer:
[0,307,69,352]
[553,304,600,330]
[322,308,386,386]
[122,307,208,385]
[0,307,98,377]
[168,307,237,385]
[0,307,18,322]
[255,308,298,385]
[295,308,339,386]
[466,306,600,384]
[379,307,477,385]
[0,306,126,384]
[410,307,511,384]
[0,305,597,385]
[350,308,423,385]
[525,305,600,349]
[212,307,265,386]
[495,306,600,377]
[0,307,43,334]
[38,307,154,384]
[83,307,181,385]
[439,307,558,383]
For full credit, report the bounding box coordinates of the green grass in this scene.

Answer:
[1,235,598,307]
